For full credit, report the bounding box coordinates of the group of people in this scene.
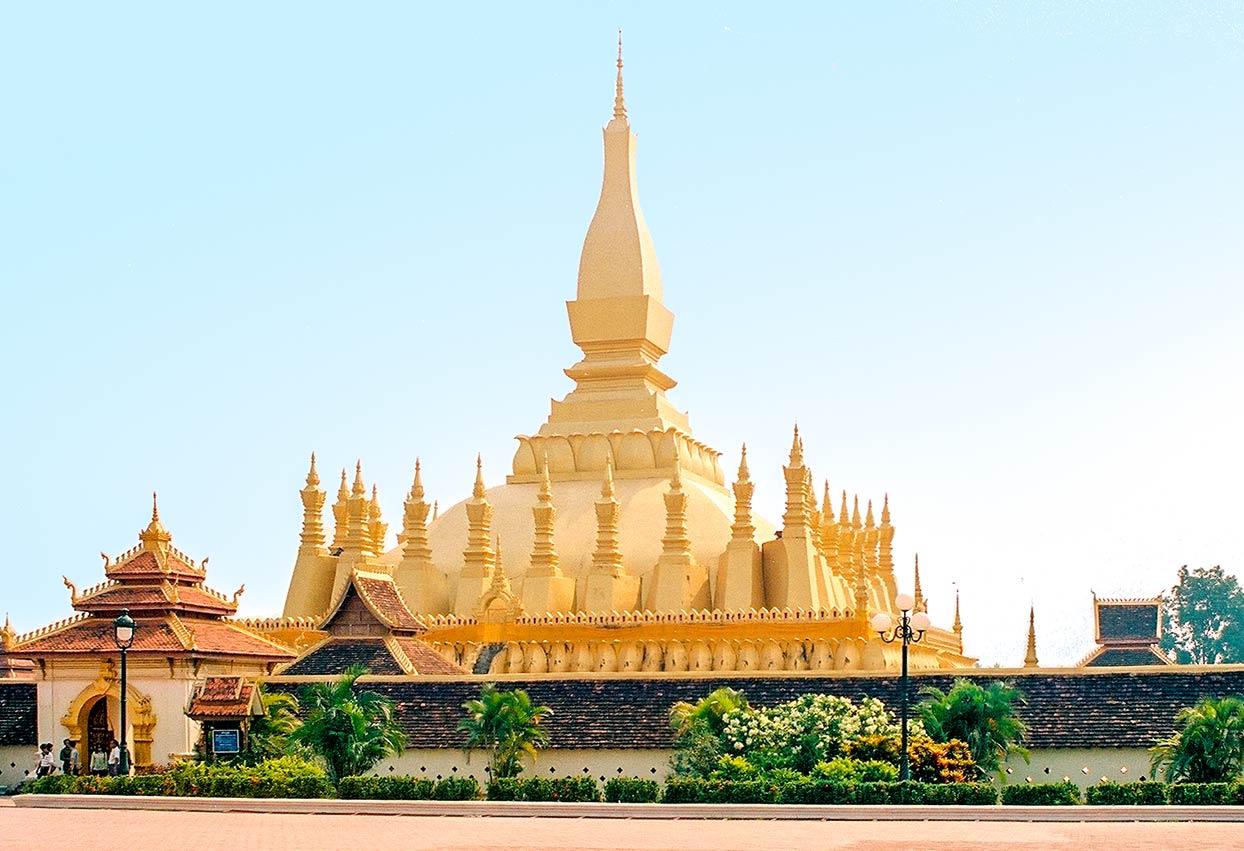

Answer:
[35,738,126,777]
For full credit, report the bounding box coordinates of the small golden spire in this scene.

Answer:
[881,492,890,525]
[352,461,366,497]
[411,458,425,501]
[851,494,862,529]
[337,469,349,502]
[140,491,172,547]
[670,451,682,492]
[822,481,834,524]
[953,587,964,652]
[473,454,486,499]
[913,554,924,613]
[613,28,627,122]
[306,452,320,487]
[601,454,616,499]
[1024,605,1039,667]
[432,500,439,521]
[151,491,160,523]
[789,423,804,467]
[737,443,750,483]
[839,490,850,528]
[865,499,875,529]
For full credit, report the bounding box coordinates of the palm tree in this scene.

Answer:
[918,679,1028,778]
[1151,696,1244,783]
[289,665,405,782]
[669,687,749,739]
[248,687,302,759]
[458,684,552,779]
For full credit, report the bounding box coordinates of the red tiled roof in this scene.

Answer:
[106,548,206,583]
[186,676,261,719]
[350,574,425,633]
[394,638,463,675]
[73,582,237,617]
[15,615,294,660]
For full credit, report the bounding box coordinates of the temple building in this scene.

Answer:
[277,43,973,675]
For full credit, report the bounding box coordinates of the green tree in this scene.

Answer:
[669,687,748,739]
[289,665,406,782]
[1161,565,1244,665]
[918,679,1029,778]
[457,684,552,780]
[247,687,302,759]
[1150,696,1244,783]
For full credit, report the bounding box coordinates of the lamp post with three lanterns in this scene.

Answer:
[870,592,930,782]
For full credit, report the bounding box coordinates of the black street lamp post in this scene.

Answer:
[113,609,136,775]
[871,592,930,782]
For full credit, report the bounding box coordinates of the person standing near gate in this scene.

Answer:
[59,739,79,775]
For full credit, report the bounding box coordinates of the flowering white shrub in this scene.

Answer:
[721,694,921,771]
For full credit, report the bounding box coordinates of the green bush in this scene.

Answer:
[661,778,780,804]
[27,759,332,800]
[896,781,998,805]
[1166,783,1235,805]
[854,782,899,804]
[431,775,480,801]
[812,757,898,784]
[777,780,855,804]
[338,776,436,800]
[1085,781,1168,805]
[604,777,660,803]
[487,776,600,802]
[1001,782,1081,806]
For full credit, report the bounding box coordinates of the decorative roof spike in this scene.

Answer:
[140,491,172,547]
[1024,605,1039,668]
[432,500,439,521]
[823,480,834,524]
[530,450,561,576]
[337,469,349,502]
[473,454,487,499]
[865,499,875,529]
[539,450,553,497]
[881,492,891,526]
[953,588,964,652]
[299,452,327,552]
[306,452,320,487]
[151,491,160,523]
[670,450,683,492]
[851,495,862,529]
[737,443,750,483]
[839,490,850,527]
[613,28,627,122]
[352,461,366,497]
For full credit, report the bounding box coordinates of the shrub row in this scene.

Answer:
[26,757,333,799]
[1000,782,1081,806]
[663,779,999,805]
[488,776,601,802]
[604,777,661,803]
[337,775,480,800]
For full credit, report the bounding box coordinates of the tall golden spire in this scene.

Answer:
[330,469,349,552]
[367,485,387,557]
[730,443,756,542]
[529,453,561,576]
[473,453,487,499]
[462,455,496,579]
[592,457,625,577]
[398,459,433,567]
[299,453,326,552]
[613,29,626,122]
[660,456,691,559]
[139,491,171,548]
[782,425,811,535]
[913,553,924,613]
[341,462,371,557]
[878,492,895,593]
[1024,605,1039,667]
[953,588,964,652]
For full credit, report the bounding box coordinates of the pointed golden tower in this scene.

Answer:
[822,480,839,573]
[717,444,765,610]
[139,492,172,552]
[395,459,449,614]
[878,493,899,608]
[454,455,498,616]
[913,553,925,613]
[479,536,521,622]
[1024,605,1039,668]
[761,425,826,610]
[283,457,340,618]
[521,455,576,615]
[583,456,641,612]
[953,588,964,653]
[647,457,710,611]
[367,485,388,563]
[329,469,349,552]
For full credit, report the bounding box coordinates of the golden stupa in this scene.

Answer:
[277,42,973,675]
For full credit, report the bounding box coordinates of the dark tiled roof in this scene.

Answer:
[0,682,37,745]
[282,639,407,676]
[264,669,1244,751]
[1085,647,1172,667]
[1098,603,1160,641]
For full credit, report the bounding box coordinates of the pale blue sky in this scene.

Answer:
[2,3,1241,666]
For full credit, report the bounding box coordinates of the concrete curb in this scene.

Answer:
[13,795,1244,822]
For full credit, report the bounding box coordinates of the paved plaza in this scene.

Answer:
[3,806,1244,851]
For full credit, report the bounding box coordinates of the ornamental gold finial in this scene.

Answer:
[613,28,627,121]
[865,499,875,529]
[913,554,924,612]
[851,494,861,529]
[411,458,425,501]
[432,500,439,521]
[1024,605,1039,667]
[737,443,750,483]
[306,452,320,487]
[601,454,616,499]
[823,480,834,524]
[473,454,487,499]
[352,461,366,497]
[881,493,891,525]
[151,491,160,523]
[337,469,349,501]
[789,424,804,467]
